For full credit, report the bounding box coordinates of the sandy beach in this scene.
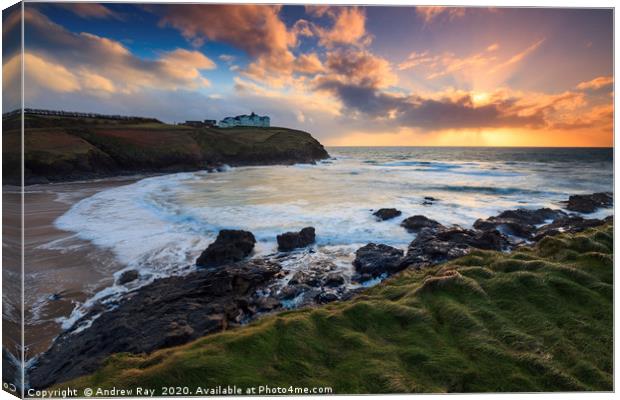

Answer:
[5,177,142,358]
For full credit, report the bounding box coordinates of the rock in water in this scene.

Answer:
[277,227,316,251]
[373,208,402,221]
[401,215,443,233]
[473,208,567,239]
[353,243,404,278]
[116,270,139,285]
[565,192,613,213]
[196,230,256,267]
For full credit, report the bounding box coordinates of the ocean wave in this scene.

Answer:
[427,185,555,196]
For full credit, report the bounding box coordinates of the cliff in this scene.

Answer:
[2,113,329,185]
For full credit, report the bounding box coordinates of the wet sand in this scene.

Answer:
[5,177,142,358]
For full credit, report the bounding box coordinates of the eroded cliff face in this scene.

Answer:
[3,114,329,185]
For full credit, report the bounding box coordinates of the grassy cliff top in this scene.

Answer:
[3,114,329,184]
[62,223,613,393]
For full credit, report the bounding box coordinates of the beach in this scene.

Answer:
[9,177,141,357]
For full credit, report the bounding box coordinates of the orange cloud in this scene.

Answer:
[399,39,544,85]
[158,4,298,82]
[576,76,613,91]
[294,53,325,74]
[313,7,371,47]
[13,8,216,96]
[490,38,545,72]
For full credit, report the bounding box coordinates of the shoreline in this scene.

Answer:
[4,176,143,359]
[18,158,329,186]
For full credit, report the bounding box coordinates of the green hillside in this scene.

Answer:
[2,114,329,184]
[62,223,613,394]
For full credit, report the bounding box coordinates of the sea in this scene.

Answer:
[28,147,615,349]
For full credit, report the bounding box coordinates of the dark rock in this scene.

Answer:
[373,208,402,221]
[316,292,339,304]
[277,227,316,251]
[289,270,322,287]
[533,216,609,241]
[29,259,281,389]
[323,272,345,287]
[401,227,509,269]
[196,230,256,268]
[565,192,613,213]
[163,322,196,347]
[495,208,566,224]
[278,284,308,300]
[116,270,139,285]
[422,196,439,205]
[353,243,404,277]
[401,215,444,233]
[474,208,567,239]
[254,296,281,312]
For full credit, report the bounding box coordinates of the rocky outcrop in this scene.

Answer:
[401,215,443,233]
[474,204,612,241]
[277,227,316,251]
[373,208,402,221]
[564,192,613,213]
[353,243,404,279]
[474,208,567,239]
[28,259,282,389]
[532,215,613,241]
[196,230,256,268]
[401,226,509,269]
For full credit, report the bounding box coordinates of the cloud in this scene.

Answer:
[312,7,371,47]
[294,53,325,74]
[324,48,397,89]
[416,7,466,24]
[56,3,121,20]
[399,39,544,80]
[316,79,546,131]
[158,5,295,60]
[157,4,337,86]
[576,76,613,91]
[10,8,216,97]
[490,38,544,72]
[486,43,500,52]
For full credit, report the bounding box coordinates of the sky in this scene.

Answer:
[2,3,614,146]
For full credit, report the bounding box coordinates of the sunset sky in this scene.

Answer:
[2,3,614,146]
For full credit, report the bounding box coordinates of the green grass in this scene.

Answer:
[60,223,613,394]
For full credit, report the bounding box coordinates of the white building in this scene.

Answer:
[219,112,270,128]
